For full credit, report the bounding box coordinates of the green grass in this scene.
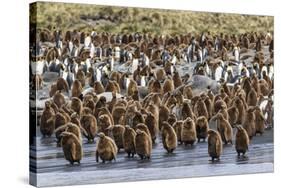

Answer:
[30,2,274,35]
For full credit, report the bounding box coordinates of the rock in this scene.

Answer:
[97,92,123,101]
[42,72,59,83]
[185,75,220,95]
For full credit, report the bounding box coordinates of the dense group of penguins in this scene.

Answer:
[30,28,274,164]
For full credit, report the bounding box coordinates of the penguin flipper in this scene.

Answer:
[70,142,77,162]
[46,116,55,124]
[54,125,67,134]
[222,128,228,143]
[215,137,221,157]
[64,79,69,92]
[80,126,89,138]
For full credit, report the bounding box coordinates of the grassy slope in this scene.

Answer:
[31,2,273,35]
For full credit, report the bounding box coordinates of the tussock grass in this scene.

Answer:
[30,2,273,35]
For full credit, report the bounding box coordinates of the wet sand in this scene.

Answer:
[30,126,273,187]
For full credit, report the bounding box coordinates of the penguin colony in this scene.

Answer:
[33,29,273,164]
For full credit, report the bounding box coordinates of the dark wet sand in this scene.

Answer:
[30,124,273,187]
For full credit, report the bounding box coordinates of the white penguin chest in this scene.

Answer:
[215,67,223,81]
[238,63,243,75]
[96,69,101,82]
[171,55,177,65]
[85,58,91,71]
[90,44,95,58]
[132,59,138,73]
[261,66,268,77]
[268,65,274,80]
[115,47,120,59]
[69,41,73,52]
[234,49,239,62]
[74,49,79,57]
[145,56,150,66]
[126,78,131,90]
[141,76,146,87]
[62,70,68,80]
[84,36,91,47]
[205,64,210,76]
